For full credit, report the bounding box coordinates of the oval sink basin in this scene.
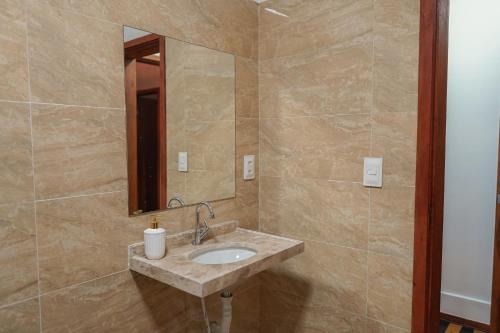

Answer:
[191,246,257,265]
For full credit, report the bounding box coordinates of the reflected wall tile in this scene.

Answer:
[31,104,126,200]
[0,203,38,307]
[0,0,29,101]
[36,191,145,293]
[28,1,124,107]
[0,298,40,333]
[261,115,370,181]
[259,0,373,60]
[41,270,188,333]
[369,186,415,258]
[0,102,34,205]
[260,41,373,117]
[372,111,417,187]
[260,176,369,249]
[367,252,412,330]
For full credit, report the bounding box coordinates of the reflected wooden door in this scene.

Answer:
[125,58,140,215]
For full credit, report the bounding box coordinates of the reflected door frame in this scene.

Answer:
[413,0,500,332]
[124,34,166,214]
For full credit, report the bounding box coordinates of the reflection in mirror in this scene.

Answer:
[123,27,235,216]
[124,27,166,215]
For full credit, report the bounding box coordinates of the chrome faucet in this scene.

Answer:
[193,201,215,245]
[167,196,185,208]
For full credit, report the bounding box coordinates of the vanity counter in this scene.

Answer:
[128,221,304,297]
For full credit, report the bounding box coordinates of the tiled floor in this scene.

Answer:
[439,320,486,333]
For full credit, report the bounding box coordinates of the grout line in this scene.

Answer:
[0,99,125,110]
[40,269,129,298]
[23,5,43,331]
[0,295,40,311]
[366,0,376,319]
[29,101,124,110]
[0,99,30,104]
[0,269,130,311]
[34,190,126,203]
[260,113,372,120]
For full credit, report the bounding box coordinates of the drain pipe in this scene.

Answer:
[205,290,233,333]
[201,297,212,333]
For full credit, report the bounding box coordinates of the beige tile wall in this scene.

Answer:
[258,0,419,332]
[1,0,421,331]
[0,0,259,331]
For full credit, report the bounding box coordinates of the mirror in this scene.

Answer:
[123,27,235,215]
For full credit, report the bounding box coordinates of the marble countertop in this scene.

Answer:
[128,221,304,297]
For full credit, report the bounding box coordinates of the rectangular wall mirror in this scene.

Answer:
[123,26,236,215]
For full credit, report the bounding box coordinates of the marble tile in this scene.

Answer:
[0,298,40,333]
[129,226,303,297]
[36,191,145,293]
[43,0,258,59]
[31,104,126,200]
[236,56,258,119]
[260,42,373,118]
[184,0,258,59]
[41,270,188,333]
[259,0,373,60]
[0,0,29,101]
[369,186,415,258]
[372,111,417,187]
[367,319,409,333]
[235,117,259,229]
[27,1,124,107]
[373,0,419,124]
[374,0,420,35]
[0,203,38,307]
[260,246,367,332]
[272,240,367,314]
[261,176,369,249]
[261,115,370,181]
[0,102,34,205]
[186,276,260,333]
[367,252,413,330]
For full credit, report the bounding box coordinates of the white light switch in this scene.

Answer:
[363,157,383,187]
[243,155,255,180]
[178,152,188,172]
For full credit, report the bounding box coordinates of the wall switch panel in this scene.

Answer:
[363,157,383,187]
[178,152,188,172]
[243,155,255,180]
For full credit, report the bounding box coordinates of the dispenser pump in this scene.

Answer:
[150,216,159,229]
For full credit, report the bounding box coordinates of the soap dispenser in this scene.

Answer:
[144,215,166,260]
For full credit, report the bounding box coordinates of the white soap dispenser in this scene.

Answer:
[144,215,166,260]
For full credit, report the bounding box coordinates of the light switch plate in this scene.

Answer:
[178,152,188,172]
[243,155,255,180]
[363,157,383,187]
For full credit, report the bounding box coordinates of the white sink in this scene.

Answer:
[190,246,257,265]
